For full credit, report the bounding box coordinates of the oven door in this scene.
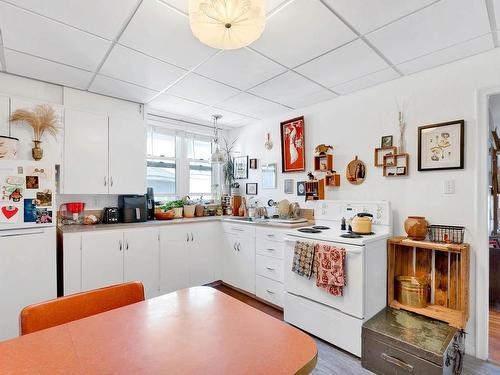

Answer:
[284,236,365,319]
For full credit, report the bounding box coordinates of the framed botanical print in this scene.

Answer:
[418,120,464,171]
[280,116,305,173]
[234,156,249,179]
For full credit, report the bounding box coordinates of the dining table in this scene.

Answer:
[0,286,318,374]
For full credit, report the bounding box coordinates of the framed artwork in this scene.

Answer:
[262,163,277,189]
[246,183,258,195]
[297,181,306,196]
[381,135,393,148]
[249,158,258,169]
[284,179,294,194]
[234,156,249,179]
[418,120,464,171]
[280,116,305,173]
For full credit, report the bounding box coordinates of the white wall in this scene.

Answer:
[229,47,500,356]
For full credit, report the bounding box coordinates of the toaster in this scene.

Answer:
[102,207,120,224]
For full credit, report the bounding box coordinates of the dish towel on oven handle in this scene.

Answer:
[292,241,315,279]
[314,243,347,296]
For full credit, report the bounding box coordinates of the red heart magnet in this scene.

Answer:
[1,206,19,220]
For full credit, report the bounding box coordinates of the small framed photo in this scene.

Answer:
[246,183,258,195]
[249,158,258,169]
[234,156,249,179]
[297,181,306,196]
[284,179,294,194]
[381,135,393,148]
[418,120,465,171]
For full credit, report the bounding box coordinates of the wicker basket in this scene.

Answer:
[428,225,465,244]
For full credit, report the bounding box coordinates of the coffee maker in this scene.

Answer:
[146,187,155,220]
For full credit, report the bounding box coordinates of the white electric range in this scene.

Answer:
[283,200,392,357]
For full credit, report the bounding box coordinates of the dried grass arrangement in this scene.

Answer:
[9,104,60,142]
[9,104,60,160]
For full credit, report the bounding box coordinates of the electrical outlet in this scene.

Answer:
[444,180,455,194]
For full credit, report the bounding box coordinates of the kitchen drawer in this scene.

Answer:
[256,275,284,308]
[256,238,284,259]
[362,335,443,375]
[256,254,284,282]
[222,223,255,237]
[256,227,285,243]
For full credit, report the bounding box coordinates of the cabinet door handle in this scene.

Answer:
[266,248,276,252]
[190,232,194,242]
[266,289,275,294]
[231,227,244,232]
[119,240,122,251]
[266,266,275,271]
[110,176,114,187]
[381,353,414,373]
[233,243,237,251]
[186,233,190,242]
[237,243,241,251]
[267,234,275,238]
[126,240,129,250]
[104,177,107,187]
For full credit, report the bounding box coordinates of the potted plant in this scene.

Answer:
[169,200,184,218]
[222,137,237,194]
[183,196,196,218]
[9,104,60,161]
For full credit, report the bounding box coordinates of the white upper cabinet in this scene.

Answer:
[0,96,9,137]
[9,98,64,163]
[63,109,147,195]
[108,116,147,195]
[63,108,109,194]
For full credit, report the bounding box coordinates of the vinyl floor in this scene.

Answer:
[212,284,500,374]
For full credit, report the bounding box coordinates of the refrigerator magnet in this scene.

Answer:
[24,199,37,223]
[0,205,21,223]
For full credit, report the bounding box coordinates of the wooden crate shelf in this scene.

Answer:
[387,237,469,329]
[305,179,325,201]
[314,154,333,171]
[325,173,340,187]
[383,153,409,177]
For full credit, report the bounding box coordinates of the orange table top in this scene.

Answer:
[0,287,317,375]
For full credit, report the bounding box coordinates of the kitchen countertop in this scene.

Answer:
[58,216,311,233]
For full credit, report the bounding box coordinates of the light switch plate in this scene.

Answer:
[444,180,455,194]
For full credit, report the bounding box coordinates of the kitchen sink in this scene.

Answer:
[223,217,308,224]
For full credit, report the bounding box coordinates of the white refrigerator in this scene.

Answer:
[0,160,57,341]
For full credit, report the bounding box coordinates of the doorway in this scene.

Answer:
[488,93,500,363]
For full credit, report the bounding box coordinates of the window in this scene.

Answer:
[146,124,215,203]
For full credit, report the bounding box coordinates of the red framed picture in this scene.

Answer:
[280,116,305,173]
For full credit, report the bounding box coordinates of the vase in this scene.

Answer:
[32,140,43,161]
[173,207,183,219]
[183,205,196,218]
[404,216,428,240]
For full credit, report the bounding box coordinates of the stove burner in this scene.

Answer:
[340,233,362,239]
[312,226,330,230]
[298,228,322,234]
[351,231,375,235]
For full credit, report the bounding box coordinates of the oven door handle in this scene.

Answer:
[284,237,363,254]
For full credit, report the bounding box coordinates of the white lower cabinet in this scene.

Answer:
[81,230,124,292]
[123,228,160,299]
[222,225,256,294]
[256,276,285,307]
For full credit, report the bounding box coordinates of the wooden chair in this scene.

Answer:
[20,281,145,335]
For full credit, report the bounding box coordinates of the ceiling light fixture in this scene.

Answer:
[188,0,266,50]
[210,114,225,164]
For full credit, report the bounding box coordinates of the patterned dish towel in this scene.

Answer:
[314,244,347,296]
[292,241,315,279]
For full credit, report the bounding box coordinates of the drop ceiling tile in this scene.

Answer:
[4,0,140,40]
[89,75,159,103]
[148,94,208,117]
[323,0,437,34]
[397,34,494,75]
[4,49,93,89]
[168,73,240,106]
[215,92,290,119]
[0,2,110,71]
[196,48,286,90]
[100,45,186,91]
[295,39,390,88]
[160,0,286,14]
[250,0,356,68]
[188,108,256,128]
[366,0,491,64]
[332,68,399,95]
[248,71,337,108]
[119,0,217,70]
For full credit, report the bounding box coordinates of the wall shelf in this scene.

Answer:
[383,153,409,177]
[305,179,325,201]
[314,154,333,172]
